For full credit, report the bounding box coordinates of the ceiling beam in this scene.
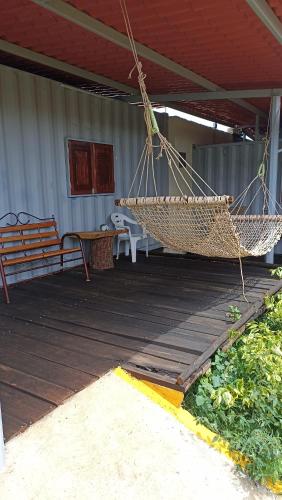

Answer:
[0,39,137,95]
[31,0,266,117]
[246,0,282,44]
[124,88,282,103]
[31,0,219,91]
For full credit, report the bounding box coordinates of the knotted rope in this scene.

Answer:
[118,1,282,301]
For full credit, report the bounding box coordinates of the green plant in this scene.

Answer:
[184,293,282,485]
[227,328,238,340]
[270,267,282,279]
[226,305,242,323]
[264,294,276,310]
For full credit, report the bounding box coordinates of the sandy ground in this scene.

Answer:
[0,371,278,500]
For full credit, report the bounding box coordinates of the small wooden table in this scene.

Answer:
[65,230,128,270]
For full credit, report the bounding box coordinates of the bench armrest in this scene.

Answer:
[61,233,82,249]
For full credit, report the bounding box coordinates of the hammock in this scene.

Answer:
[117,196,282,259]
[117,1,282,262]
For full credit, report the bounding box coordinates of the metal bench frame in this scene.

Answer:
[0,212,90,304]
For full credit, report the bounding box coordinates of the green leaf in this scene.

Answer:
[212,375,222,388]
[195,395,206,407]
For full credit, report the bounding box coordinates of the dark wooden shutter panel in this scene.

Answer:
[69,140,93,195]
[92,143,115,194]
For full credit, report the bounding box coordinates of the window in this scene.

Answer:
[68,140,115,196]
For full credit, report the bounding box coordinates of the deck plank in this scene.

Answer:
[2,412,28,441]
[0,254,280,441]
[0,346,95,391]
[10,281,229,335]
[0,364,73,405]
[0,324,189,376]
[0,315,195,366]
[0,294,219,352]
[0,383,55,425]
[0,333,116,378]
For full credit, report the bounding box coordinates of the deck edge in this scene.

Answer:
[178,278,282,389]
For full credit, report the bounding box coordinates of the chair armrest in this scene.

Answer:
[115,225,132,237]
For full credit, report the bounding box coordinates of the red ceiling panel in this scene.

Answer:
[0,0,201,94]
[179,100,256,128]
[268,0,282,21]
[69,0,282,88]
[0,0,280,128]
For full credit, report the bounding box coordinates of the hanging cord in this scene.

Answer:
[238,251,247,302]
[119,1,282,301]
[121,0,281,224]
[120,0,159,151]
[230,98,282,218]
[120,0,249,301]
[120,0,221,199]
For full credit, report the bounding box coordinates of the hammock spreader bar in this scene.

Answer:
[116,195,233,207]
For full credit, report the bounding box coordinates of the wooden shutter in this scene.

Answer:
[68,140,93,195]
[92,143,115,194]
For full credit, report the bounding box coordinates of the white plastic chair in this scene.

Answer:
[111,212,149,263]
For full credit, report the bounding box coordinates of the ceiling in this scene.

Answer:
[0,0,281,132]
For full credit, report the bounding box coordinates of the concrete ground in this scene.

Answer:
[0,371,278,500]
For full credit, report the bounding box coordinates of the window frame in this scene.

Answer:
[65,137,115,198]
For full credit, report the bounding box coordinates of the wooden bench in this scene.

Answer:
[0,212,90,304]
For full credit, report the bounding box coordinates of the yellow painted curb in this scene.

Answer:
[114,367,282,495]
[141,380,184,407]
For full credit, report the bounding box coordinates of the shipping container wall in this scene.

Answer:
[0,65,169,283]
[193,141,282,254]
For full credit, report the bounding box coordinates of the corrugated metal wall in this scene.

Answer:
[0,64,168,283]
[193,140,282,254]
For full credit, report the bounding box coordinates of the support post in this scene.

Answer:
[255,115,260,141]
[265,96,281,264]
[0,404,4,471]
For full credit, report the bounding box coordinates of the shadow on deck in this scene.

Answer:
[0,254,281,441]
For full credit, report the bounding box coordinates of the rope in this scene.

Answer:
[118,0,282,294]
[128,142,147,197]
[120,0,219,199]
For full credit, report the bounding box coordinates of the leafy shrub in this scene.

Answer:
[270,267,282,279]
[184,293,282,485]
[226,305,242,323]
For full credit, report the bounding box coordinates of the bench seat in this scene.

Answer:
[3,247,79,267]
[0,212,90,303]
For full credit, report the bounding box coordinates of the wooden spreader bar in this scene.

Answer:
[116,195,234,207]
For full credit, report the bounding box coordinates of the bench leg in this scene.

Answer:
[0,259,10,304]
[80,242,90,282]
[60,252,64,270]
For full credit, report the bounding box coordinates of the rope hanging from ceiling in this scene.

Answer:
[116,0,282,268]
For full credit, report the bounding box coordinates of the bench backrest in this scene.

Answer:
[0,213,60,263]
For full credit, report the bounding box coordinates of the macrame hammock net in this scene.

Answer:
[116,1,282,263]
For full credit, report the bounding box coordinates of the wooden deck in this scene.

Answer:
[0,254,281,442]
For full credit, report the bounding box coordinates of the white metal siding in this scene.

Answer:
[0,65,168,283]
